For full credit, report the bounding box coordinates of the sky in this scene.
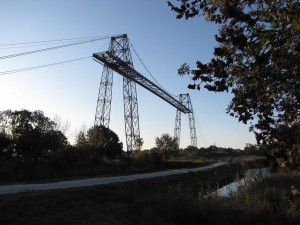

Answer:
[0,0,256,150]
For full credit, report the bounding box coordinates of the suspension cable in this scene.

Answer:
[193,110,207,148]
[0,34,116,48]
[0,36,112,60]
[129,39,178,98]
[0,56,91,76]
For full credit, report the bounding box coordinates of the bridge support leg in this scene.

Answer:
[94,65,113,127]
[123,77,140,151]
[174,94,197,148]
[174,108,182,146]
[94,34,140,152]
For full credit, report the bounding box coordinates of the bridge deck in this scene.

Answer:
[93,51,191,114]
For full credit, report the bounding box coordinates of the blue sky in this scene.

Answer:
[0,0,256,150]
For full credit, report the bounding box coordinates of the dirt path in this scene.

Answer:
[0,161,227,195]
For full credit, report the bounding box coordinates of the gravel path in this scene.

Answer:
[0,161,227,195]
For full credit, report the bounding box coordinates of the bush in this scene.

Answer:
[134,150,163,169]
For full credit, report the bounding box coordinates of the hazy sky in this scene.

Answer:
[0,0,256,150]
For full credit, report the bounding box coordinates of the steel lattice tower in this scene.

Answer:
[174,94,197,147]
[94,65,113,127]
[94,34,140,152]
[93,34,195,152]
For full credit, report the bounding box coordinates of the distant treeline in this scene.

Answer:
[0,109,262,182]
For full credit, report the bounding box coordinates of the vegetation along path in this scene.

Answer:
[0,161,226,195]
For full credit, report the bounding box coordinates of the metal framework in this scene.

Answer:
[174,94,197,147]
[94,34,140,151]
[94,65,113,127]
[93,34,193,151]
[93,51,191,114]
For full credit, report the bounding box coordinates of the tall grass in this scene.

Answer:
[153,171,300,225]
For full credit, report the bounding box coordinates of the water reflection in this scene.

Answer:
[212,167,269,197]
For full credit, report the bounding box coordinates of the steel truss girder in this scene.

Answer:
[93,51,191,114]
[174,94,197,147]
[94,34,140,152]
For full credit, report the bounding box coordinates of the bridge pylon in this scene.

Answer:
[94,34,140,152]
[174,94,197,147]
[93,34,195,152]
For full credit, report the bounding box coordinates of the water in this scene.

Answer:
[211,167,269,197]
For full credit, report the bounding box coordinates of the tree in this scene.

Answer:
[75,130,88,148]
[44,130,68,151]
[168,0,300,168]
[244,143,259,155]
[155,133,178,160]
[0,132,13,160]
[183,145,201,158]
[0,110,69,161]
[86,125,123,158]
[134,137,144,151]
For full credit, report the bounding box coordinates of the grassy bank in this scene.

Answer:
[0,158,285,225]
[156,171,300,225]
[0,162,244,225]
[0,158,215,184]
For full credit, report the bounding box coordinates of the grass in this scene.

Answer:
[200,171,300,225]
[0,158,216,184]
[0,163,241,225]
[2,157,296,225]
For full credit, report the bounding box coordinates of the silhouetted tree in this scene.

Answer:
[155,133,178,160]
[86,125,123,159]
[44,130,68,151]
[244,143,258,154]
[0,110,69,161]
[134,137,144,151]
[0,132,13,160]
[270,122,300,169]
[183,145,202,158]
[75,130,88,149]
[168,0,300,169]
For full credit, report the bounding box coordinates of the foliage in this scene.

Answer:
[75,130,88,148]
[168,0,300,169]
[270,122,300,170]
[155,133,179,160]
[0,109,68,161]
[244,143,258,154]
[86,125,123,159]
[134,137,144,151]
[134,149,163,168]
[0,132,13,160]
[182,145,203,159]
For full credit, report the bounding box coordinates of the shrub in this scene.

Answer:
[134,150,163,169]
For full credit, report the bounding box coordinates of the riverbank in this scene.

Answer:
[0,162,227,195]
[199,171,300,225]
[0,158,216,184]
[211,167,269,197]
[1,157,290,225]
[0,161,249,225]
